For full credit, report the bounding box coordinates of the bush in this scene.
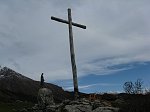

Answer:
[123,82,134,94]
[123,79,143,94]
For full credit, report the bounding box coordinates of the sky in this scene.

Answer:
[0,0,150,93]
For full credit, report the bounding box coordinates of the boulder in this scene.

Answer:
[37,88,54,109]
[64,104,92,112]
[92,107,119,112]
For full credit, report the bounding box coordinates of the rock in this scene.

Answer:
[92,100,104,110]
[64,104,92,112]
[114,99,125,105]
[12,109,17,112]
[101,101,112,107]
[47,105,57,112]
[16,100,23,103]
[62,99,70,105]
[20,108,28,112]
[81,101,90,105]
[32,104,39,110]
[37,88,54,109]
[28,98,119,112]
[79,98,90,105]
[92,107,119,112]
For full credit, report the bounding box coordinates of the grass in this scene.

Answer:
[0,101,34,112]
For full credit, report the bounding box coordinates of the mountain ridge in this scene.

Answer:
[0,66,71,103]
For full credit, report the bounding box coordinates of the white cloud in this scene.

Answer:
[0,0,150,81]
[65,83,119,91]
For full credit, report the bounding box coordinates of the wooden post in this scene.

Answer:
[51,8,86,100]
[68,8,79,99]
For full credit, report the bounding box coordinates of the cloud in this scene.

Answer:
[65,83,119,91]
[0,0,150,81]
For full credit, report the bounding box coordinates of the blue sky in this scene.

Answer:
[53,62,150,93]
[0,0,150,93]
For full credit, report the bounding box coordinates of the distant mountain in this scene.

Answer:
[0,67,71,103]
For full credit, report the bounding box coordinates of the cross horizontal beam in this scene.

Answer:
[51,16,86,29]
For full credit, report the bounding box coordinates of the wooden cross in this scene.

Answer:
[51,8,86,99]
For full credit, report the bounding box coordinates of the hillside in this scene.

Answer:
[0,67,70,103]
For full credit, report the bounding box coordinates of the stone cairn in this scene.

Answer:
[37,88,55,109]
[29,90,119,112]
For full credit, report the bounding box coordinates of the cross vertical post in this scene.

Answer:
[68,8,78,99]
[51,8,86,100]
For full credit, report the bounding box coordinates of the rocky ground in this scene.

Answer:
[17,98,119,112]
[2,92,150,112]
[12,89,150,112]
[13,88,119,112]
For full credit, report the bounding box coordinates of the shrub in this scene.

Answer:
[123,79,143,94]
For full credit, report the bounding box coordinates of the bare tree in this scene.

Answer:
[123,79,144,94]
[123,81,134,94]
[134,79,143,94]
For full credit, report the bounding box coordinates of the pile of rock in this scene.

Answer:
[32,98,119,112]
[29,88,119,112]
[17,88,119,112]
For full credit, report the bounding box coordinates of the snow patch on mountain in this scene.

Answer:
[0,66,30,80]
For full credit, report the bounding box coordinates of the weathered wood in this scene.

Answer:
[68,8,79,99]
[51,8,86,100]
[51,16,86,29]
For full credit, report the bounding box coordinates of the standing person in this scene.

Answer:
[40,73,44,87]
